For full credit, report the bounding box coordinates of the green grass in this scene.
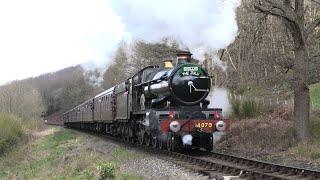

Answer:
[286,83,320,162]
[284,113,320,163]
[290,142,320,162]
[0,127,144,180]
[0,113,23,155]
[310,83,320,110]
[118,173,144,180]
[266,111,320,163]
[231,98,262,119]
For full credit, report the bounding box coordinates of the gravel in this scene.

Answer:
[120,157,209,180]
[70,131,210,179]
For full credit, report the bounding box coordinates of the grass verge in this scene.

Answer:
[0,126,144,179]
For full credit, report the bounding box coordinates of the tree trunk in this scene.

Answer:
[293,46,310,141]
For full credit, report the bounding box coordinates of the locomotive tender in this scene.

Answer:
[63,51,230,151]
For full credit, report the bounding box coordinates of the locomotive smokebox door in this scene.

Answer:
[169,64,211,105]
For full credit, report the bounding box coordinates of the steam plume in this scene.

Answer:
[207,88,232,116]
[111,0,240,59]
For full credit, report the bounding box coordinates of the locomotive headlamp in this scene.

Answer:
[216,121,226,131]
[182,134,193,145]
[169,111,175,118]
[170,121,181,132]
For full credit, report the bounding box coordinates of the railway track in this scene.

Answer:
[205,152,320,179]
[60,126,320,180]
[147,148,320,179]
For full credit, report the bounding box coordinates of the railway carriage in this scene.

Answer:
[63,50,230,151]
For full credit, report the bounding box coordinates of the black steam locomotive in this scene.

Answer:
[63,51,230,151]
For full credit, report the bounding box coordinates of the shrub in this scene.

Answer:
[23,118,43,131]
[98,162,116,179]
[242,100,258,118]
[231,98,261,119]
[231,99,241,118]
[0,113,23,154]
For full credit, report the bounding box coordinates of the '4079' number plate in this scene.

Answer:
[195,122,213,128]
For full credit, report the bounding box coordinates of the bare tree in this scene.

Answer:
[254,0,320,141]
[0,81,43,120]
[103,42,130,89]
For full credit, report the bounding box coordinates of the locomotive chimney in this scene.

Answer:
[176,50,192,65]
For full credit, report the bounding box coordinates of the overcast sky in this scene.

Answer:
[0,0,240,85]
[0,0,125,85]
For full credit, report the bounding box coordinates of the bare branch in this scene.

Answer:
[295,0,305,17]
[225,48,238,71]
[254,0,297,24]
[309,0,320,5]
[306,18,320,34]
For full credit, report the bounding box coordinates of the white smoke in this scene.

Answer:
[81,62,106,86]
[84,0,240,86]
[81,63,101,87]
[212,53,227,71]
[207,88,232,116]
[111,0,240,60]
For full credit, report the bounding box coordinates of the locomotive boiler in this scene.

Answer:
[63,50,230,152]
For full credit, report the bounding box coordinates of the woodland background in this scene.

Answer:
[0,0,319,154]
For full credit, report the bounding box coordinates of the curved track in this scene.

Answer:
[146,149,320,179]
[60,125,320,180]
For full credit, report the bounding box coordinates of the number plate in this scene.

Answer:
[195,122,213,128]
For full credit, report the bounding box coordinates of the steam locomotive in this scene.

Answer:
[63,51,230,151]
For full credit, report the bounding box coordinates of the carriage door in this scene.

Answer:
[115,82,129,120]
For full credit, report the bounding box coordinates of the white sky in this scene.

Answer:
[0,0,125,85]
